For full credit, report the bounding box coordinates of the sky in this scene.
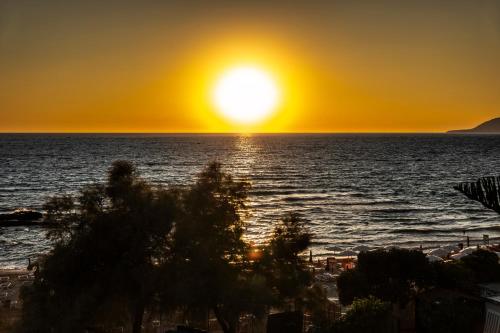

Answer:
[1,0,499,133]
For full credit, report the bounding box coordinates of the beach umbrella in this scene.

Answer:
[327,246,343,253]
[441,245,460,253]
[352,245,371,252]
[426,255,444,263]
[338,250,358,257]
[427,248,449,258]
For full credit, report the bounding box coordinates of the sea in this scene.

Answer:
[1,134,500,268]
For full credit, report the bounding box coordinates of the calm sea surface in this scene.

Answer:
[1,134,500,268]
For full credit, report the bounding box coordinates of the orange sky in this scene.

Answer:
[1,1,499,133]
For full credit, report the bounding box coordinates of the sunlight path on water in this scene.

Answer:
[1,134,500,267]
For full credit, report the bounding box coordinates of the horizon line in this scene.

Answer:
[0,130,458,135]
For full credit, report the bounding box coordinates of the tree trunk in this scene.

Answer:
[132,302,145,333]
[212,306,237,333]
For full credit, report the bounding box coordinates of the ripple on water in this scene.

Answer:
[1,134,500,267]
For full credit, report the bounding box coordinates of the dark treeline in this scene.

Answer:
[334,248,500,333]
[17,161,316,333]
[332,170,500,332]
[324,175,500,333]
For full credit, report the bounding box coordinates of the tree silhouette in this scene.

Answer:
[337,249,432,306]
[20,161,176,333]
[19,161,316,333]
[165,163,313,333]
[330,296,392,333]
[455,176,500,214]
[165,162,251,333]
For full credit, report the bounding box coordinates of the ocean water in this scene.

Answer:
[1,134,500,268]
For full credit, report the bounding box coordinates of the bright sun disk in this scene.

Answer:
[213,66,280,125]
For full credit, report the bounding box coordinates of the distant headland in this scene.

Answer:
[448,117,500,133]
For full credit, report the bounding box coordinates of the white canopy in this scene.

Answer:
[451,252,471,260]
[460,246,480,254]
[337,250,358,257]
[441,245,460,253]
[427,255,444,263]
[428,248,450,258]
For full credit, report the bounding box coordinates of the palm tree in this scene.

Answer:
[455,176,500,214]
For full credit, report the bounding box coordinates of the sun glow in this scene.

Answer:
[212,66,280,125]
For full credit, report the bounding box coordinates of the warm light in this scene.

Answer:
[212,66,280,124]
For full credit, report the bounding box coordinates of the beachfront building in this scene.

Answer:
[481,284,500,333]
[484,303,500,333]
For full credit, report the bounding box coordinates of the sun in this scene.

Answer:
[212,66,280,125]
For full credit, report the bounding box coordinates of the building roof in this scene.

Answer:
[479,283,500,298]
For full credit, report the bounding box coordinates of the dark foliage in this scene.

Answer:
[336,248,500,333]
[460,249,500,283]
[19,161,177,333]
[330,297,392,333]
[167,171,313,333]
[18,161,315,333]
[256,213,313,303]
[455,176,500,214]
[430,261,476,293]
[431,249,500,294]
[416,291,483,333]
[337,248,432,306]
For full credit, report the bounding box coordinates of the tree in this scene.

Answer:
[460,249,500,283]
[166,163,314,333]
[431,261,476,293]
[431,249,500,294]
[455,176,500,214]
[258,213,313,304]
[164,162,251,333]
[18,161,317,333]
[412,250,500,333]
[298,284,331,330]
[416,290,483,333]
[330,297,392,333]
[19,161,177,333]
[336,269,368,307]
[337,248,432,306]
